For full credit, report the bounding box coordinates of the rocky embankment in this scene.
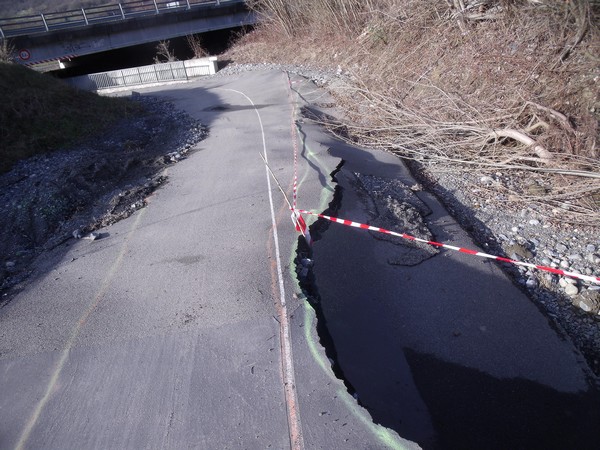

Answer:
[0,94,206,297]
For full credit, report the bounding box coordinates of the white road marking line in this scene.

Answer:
[220,88,304,450]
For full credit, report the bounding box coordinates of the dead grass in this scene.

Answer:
[230,0,600,225]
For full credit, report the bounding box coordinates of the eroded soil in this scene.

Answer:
[0,94,206,298]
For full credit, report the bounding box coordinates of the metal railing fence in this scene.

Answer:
[65,58,216,91]
[0,0,239,39]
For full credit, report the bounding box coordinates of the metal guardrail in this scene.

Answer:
[66,58,217,91]
[0,0,240,39]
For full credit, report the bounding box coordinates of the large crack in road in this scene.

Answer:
[290,83,600,449]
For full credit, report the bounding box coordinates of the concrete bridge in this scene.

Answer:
[0,0,256,71]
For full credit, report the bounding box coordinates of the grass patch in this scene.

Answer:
[0,62,140,173]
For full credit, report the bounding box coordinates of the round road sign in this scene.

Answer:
[18,49,31,61]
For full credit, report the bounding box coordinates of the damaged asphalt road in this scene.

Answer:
[290,80,600,448]
[0,71,415,450]
[1,69,598,450]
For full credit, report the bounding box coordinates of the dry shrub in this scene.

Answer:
[187,34,209,58]
[233,0,600,224]
[0,39,15,63]
[153,40,178,64]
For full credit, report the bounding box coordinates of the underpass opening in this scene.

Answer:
[50,26,248,79]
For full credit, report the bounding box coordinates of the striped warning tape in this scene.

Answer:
[286,72,312,245]
[295,208,600,285]
[286,73,300,211]
[281,72,598,284]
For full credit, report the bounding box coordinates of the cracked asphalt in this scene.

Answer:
[0,71,414,449]
[1,69,598,450]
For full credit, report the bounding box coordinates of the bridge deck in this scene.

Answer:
[0,0,241,39]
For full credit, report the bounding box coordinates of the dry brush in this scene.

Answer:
[235,0,600,225]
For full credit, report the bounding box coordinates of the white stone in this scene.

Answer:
[565,284,579,296]
[528,219,540,226]
[526,278,537,288]
[578,301,591,312]
[560,277,576,287]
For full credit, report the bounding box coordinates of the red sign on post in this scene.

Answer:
[18,49,31,61]
[291,210,312,246]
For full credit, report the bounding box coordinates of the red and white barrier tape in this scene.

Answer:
[294,208,600,285]
[282,74,598,285]
[287,73,312,245]
[287,73,300,211]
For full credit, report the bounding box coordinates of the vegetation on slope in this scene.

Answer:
[0,62,137,173]
[231,0,600,225]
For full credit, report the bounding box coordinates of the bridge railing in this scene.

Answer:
[0,0,235,39]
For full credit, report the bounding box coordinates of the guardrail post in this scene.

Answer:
[186,0,191,10]
[0,26,5,39]
[40,14,49,31]
[81,8,89,25]
[153,0,160,14]
[118,3,126,20]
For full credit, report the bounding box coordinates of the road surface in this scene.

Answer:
[1,70,598,450]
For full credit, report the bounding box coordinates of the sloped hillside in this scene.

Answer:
[0,62,135,173]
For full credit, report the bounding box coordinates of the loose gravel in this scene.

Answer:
[0,95,206,298]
